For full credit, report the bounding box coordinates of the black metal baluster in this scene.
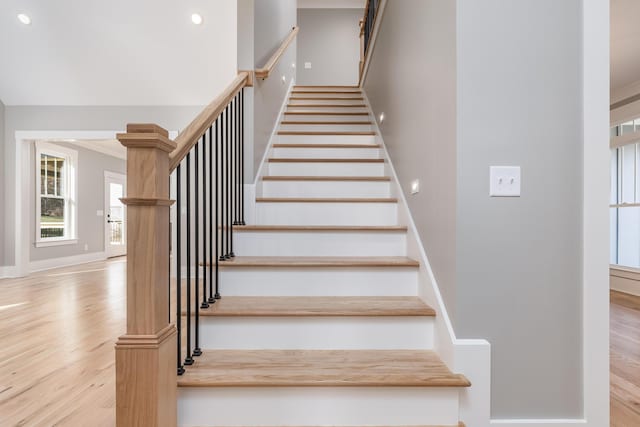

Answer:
[184,153,193,366]
[193,142,202,358]
[210,123,217,303]
[240,88,245,225]
[201,130,209,309]
[214,119,221,299]
[176,165,185,376]
[234,94,240,226]
[227,100,234,258]
[220,108,227,261]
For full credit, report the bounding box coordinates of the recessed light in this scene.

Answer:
[292,63,296,69]
[379,113,385,123]
[191,13,203,25]
[282,75,286,84]
[17,14,31,25]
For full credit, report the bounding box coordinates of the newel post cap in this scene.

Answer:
[117,123,177,153]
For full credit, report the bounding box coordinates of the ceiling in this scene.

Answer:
[64,139,126,160]
[0,0,237,106]
[611,0,640,94]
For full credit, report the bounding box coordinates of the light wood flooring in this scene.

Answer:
[610,290,640,426]
[0,259,639,426]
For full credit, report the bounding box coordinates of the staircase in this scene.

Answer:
[176,85,470,427]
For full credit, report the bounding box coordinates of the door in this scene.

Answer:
[105,172,126,258]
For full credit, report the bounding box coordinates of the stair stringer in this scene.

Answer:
[361,90,491,427]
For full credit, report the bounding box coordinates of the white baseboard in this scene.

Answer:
[28,252,108,273]
[610,266,640,296]
[491,420,586,426]
[0,265,19,279]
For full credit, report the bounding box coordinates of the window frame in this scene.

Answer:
[34,141,78,247]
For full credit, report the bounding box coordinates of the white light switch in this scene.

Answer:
[304,62,312,69]
[490,166,521,197]
[410,179,420,194]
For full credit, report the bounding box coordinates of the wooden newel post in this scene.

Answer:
[115,124,177,427]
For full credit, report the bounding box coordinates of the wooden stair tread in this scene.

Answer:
[177,350,470,387]
[277,131,376,136]
[294,85,360,89]
[273,143,380,148]
[262,175,391,181]
[280,121,373,125]
[288,104,367,108]
[255,197,397,203]
[284,112,369,116]
[268,158,384,163]
[214,256,419,268]
[289,97,365,101]
[198,296,435,317]
[234,225,406,232]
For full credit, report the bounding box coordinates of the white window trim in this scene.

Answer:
[34,141,78,247]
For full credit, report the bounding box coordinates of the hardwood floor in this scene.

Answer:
[0,260,638,426]
[0,258,126,427]
[611,290,640,427]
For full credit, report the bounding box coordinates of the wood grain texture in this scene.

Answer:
[256,197,397,203]
[177,350,470,387]
[280,121,373,125]
[213,256,420,268]
[284,111,369,116]
[273,143,380,148]
[294,85,360,89]
[287,104,367,108]
[168,72,249,171]
[289,97,365,101]
[268,158,384,163]
[611,290,640,427]
[233,225,407,232]
[255,26,299,79]
[291,91,363,95]
[0,259,126,426]
[262,175,391,182]
[194,296,435,317]
[277,131,376,136]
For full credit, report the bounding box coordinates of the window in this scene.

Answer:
[35,142,78,246]
[610,121,640,269]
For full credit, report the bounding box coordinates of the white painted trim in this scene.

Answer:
[360,90,491,426]
[104,171,127,258]
[298,0,365,8]
[34,141,79,246]
[253,78,295,186]
[610,266,640,296]
[611,79,640,105]
[35,239,78,248]
[0,266,19,279]
[28,251,107,273]
[581,1,610,426]
[490,420,586,426]
[359,0,388,87]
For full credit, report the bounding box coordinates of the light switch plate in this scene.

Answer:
[490,166,521,197]
[304,62,312,69]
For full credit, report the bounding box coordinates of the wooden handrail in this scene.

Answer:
[169,71,250,171]
[255,26,299,79]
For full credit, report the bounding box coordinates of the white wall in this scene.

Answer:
[296,8,362,86]
[0,99,5,267]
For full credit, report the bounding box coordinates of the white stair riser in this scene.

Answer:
[279,124,373,132]
[272,147,380,159]
[277,134,376,145]
[288,99,365,106]
[287,106,368,112]
[197,317,434,349]
[234,230,405,256]
[268,162,384,176]
[261,180,391,198]
[256,202,397,226]
[219,268,418,296]
[178,387,459,427]
[283,114,370,122]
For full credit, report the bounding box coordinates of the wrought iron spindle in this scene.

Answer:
[227,100,234,258]
[184,153,193,366]
[240,88,245,225]
[193,142,202,358]
[201,130,209,309]
[175,164,185,376]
